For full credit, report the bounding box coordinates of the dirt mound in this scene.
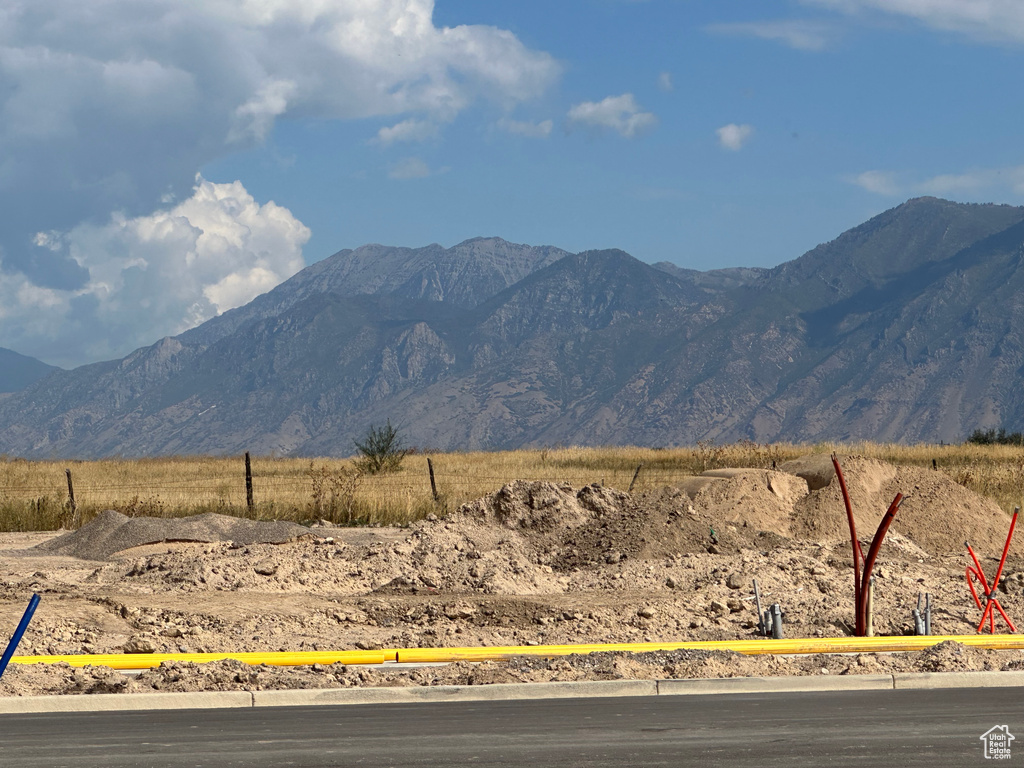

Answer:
[693,469,808,537]
[37,510,313,561]
[790,455,1012,556]
[778,455,836,491]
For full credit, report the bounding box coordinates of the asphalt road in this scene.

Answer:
[2,688,1021,767]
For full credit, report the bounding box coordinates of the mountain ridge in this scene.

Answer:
[4,198,1024,457]
[0,347,60,394]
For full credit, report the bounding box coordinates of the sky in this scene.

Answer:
[3,0,1024,368]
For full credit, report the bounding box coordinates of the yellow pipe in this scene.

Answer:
[394,635,1024,663]
[9,635,1024,671]
[9,649,391,670]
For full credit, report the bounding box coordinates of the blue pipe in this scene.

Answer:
[0,594,41,682]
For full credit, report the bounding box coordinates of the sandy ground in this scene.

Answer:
[2,454,1023,697]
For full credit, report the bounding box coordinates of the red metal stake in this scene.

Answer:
[964,508,1019,634]
[832,455,901,637]
[833,455,865,635]
[858,493,903,634]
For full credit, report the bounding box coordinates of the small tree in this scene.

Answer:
[353,420,408,474]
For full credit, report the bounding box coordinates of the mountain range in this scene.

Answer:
[0,347,58,395]
[2,198,1024,457]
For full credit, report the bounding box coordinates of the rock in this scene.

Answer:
[254,560,278,576]
[778,454,836,491]
[810,565,826,576]
[605,551,623,564]
[727,598,744,613]
[665,576,678,589]
[123,636,157,654]
[726,572,745,590]
[999,572,1024,593]
[707,545,720,555]
[710,600,729,616]
[638,607,655,619]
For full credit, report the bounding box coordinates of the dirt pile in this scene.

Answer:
[789,456,1011,556]
[37,510,312,561]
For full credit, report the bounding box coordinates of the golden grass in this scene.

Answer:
[1,441,1023,532]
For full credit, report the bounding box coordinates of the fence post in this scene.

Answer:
[628,463,643,493]
[427,457,439,502]
[245,452,254,515]
[64,468,78,528]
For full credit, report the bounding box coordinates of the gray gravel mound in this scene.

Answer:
[36,510,312,561]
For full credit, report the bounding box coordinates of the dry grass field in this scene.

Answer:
[1,441,1022,532]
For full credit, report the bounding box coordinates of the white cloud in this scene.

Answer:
[658,71,674,91]
[918,165,1024,195]
[801,0,1024,44]
[847,164,1024,196]
[706,20,835,51]
[389,157,433,179]
[567,94,657,138]
[497,117,554,138]
[716,123,754,151]
[0,1,556,280]
[374,118,439,146]
[229,79,298,144]
[850,170,902,195]
[1,177,309,367]
[0,0,558,362]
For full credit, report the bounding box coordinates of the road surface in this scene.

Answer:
[2,687,1021,767]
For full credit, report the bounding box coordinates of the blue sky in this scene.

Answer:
[3,0,1024,367]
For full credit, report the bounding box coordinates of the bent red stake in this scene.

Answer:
[858,493,903,634]
[832,454,866,635]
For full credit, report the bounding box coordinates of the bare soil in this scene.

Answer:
[2,455,1022,697]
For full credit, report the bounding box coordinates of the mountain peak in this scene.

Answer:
[0,347,59,393]
[775,197,1024,294]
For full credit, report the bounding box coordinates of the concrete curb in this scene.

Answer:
[1,671,1021,714]
[657,674,894,695]
[0,691,253,714]
[893,670,1024,689]
[253,680,657,707]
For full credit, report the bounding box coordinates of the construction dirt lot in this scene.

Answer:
[2,454,1023,697]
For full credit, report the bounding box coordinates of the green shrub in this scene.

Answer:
[353,420,408,475]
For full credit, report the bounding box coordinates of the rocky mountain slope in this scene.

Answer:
[3,200,1024,457]
[0,347,58,394]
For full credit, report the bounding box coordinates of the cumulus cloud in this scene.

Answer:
[0,0,558,363]
[706,20,835,51]
[497,117,554,138]
[716,123,755,151]
[567,94,657,138]
[1,177,309,368]
[374,118,439,145]
[801,0,1024,44]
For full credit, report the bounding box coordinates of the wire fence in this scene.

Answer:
[1,443,1017,531]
